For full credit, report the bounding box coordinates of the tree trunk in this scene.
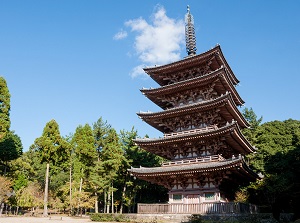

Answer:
[79,177,83,216]
[69,164,72,215]
[111,188,114,214]
[95,192,98,213]
[104,190,107,213]
[106,191,110,213]
[120,179,127,214]
[43,162,49,217]
[0,203,4,216]
[79,177,83,192]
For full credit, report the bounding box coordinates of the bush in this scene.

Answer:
[185,214,279,223]
[187,215,204,223]
[90,213,129,222]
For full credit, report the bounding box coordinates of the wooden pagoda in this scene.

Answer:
[129,6,258,211]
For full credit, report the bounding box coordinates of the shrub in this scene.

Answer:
[90,213,129,222]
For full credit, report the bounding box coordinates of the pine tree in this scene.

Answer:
[100,128,124,213]
[0,77,10,140]
[32,119,68,216]
[72,124,97,215]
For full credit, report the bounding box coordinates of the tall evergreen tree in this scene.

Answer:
[0,77,23,175]
[93,117,111,155]
[32,119,68,216]
[117,129,167,213]
[91,117,112,213]
[100,128,124,213]
[242,107,263,145]
[72,124,97,214]
[0,77,10,140]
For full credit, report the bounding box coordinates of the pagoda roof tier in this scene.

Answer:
[134,121,255,159]
[128,155,258,189]
[141,67,244,109]
[143,45,239,86]
[137,92,249,133]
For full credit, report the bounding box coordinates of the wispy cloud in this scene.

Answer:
[113,30,128,40]
[115,5,185,78]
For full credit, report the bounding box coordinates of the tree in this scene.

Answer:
[31,119,68,217]
[93,117,111,156]
[246,119,300,219]
[16,181,43,213]
[0,131,23,174]
[117,129,167,213]
[91,117,112,213]
[0,77,22,175]
[0,77,10,140]
[71,124,97,215]
[0,175,12,216]
[242,107,263,145]
[99,128,124,213]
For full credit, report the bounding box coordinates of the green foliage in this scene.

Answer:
[72,124,97,180]
[93,117,112,154]
[16,181,43,209]
[242,107,263,145]
[90,213,129,222]
[245,119,300,218]
[13,173,28,191]
[0,77,10,140]
[32,119,68,165]
[0,131,23,171]
[116,128,168,212]
[250,119,300,173]
[0,77,23,175]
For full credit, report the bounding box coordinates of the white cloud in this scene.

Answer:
[122,5,185,78]
[113,30,128,40]
[129,64,148,79]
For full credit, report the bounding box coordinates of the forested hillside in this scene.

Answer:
[240,108,300,219]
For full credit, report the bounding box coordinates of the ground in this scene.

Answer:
[0,216,91,223]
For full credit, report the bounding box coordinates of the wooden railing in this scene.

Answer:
[137,202,258,214]
[162,155,226,166]
[164,125,218,138]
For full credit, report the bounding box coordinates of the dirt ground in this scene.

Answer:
[0,216,92,223]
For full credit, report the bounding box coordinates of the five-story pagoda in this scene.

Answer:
[129,6,258,207]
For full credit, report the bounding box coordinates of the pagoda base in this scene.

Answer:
[137,202,258,214]
[169,187,226,204]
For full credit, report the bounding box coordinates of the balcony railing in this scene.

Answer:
[162,155,226,166]
[164,125,218,138]
[137,202,258,214]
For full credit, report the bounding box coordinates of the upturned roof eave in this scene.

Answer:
[128,156,259,181]
[137,92,249,129]
[128,156,243,175]
[134,121,236,144]
[143,45,239,86]
[140,66,224,94]
[140,67,244,107]
[134,121,255,155]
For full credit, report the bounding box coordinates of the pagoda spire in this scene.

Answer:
[185,5,197,56]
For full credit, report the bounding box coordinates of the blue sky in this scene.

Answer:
[1,0,300,151]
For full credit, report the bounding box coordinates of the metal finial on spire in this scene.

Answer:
[185,5,197,56]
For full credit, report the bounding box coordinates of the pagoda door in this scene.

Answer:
[186,194,200,204]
